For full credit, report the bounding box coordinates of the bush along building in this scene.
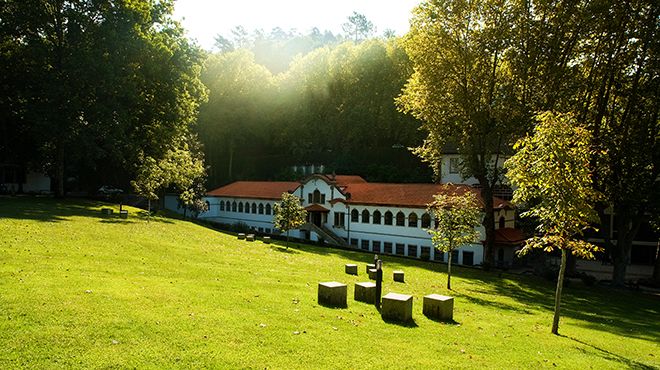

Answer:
[165,174,524,267]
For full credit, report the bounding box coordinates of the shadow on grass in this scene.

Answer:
[423,316,461,326]
[561,335,657,369]
[381,317,418,328]
[0,197,104,222]
[270,245,300,254]
[99,219,136,224]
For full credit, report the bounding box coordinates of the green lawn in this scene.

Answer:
[0,197,658,369]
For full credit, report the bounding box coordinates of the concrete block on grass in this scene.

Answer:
[318,282,347,307]
[381,292,413,322]
[246,234,255,242]
[345,264,358,275]
[368,268,377,280]
[119,210,128,219]
[393,270,405,283]
[423,294,454,321]
[237,233,246,240]
[354,282,376,303]
[365,263,376,274]
[101,208,113,215]
[263,236,271,244]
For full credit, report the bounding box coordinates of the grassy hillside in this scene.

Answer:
[0,197,658,369]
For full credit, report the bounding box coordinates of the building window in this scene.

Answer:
[226,201,231,211]
[251,203,257,213]
[395,243,405,255]
[205,201,210,212]
[232,201,237,212]
[351,209,359,222]
[361,240,370,251]
[266,228,271,234]
[449,157,460,174]
[321,194,326,203]
[407,245,417,258]
[372,210,381,224]
[245,202,250,213]
[384,242,393,254]
[373,241,381,253]
[499,215,506,229]
[313,189,321,203]
[259,203,264,214]
[334,212,345,228]
[421,246,431,260]
[362,209,370,224]
[258,227,263,232]
[463,251,474,266]
[451,250,459,264]
[384,211,393,225]
[308,193,313,204]
[408,212,418,227]
[421,213,431,228]
[396,212,405,226]
[265,204,272,215]
[220,201,225,211]
[434,251,444,262]
[350,238,358,247]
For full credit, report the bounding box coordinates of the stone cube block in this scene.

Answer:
[354,282,376,303]
[368,268,377,280]
[366,263,376,274]
[381,292,413,322]
[246,234,255,242]
[318,281,347,307]
[119,210,128,219]
[393,270,405,283]
[101,208,113,215]
[263,236,271,244]
[345,264,358,275]
[423,294,454,321]
[237,233,246,240]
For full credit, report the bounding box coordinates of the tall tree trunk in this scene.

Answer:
[227,139,234,181]
[447,250,452,290]
[653,239,660,281]
[56,144,65,198]
[480,186,496,268]
[611,205,642,286]
[552,249,567,335]
[286,230,290,250]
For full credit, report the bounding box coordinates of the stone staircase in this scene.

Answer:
[300,223,349,247]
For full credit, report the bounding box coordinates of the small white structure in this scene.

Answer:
[165,174,520,267]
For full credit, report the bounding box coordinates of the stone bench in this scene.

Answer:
[101,208,113,215]
[246,234,255,242]
[262,236,271,244]
[345,264,358,275]
[354,282,376,303]
[381,292,413,322]
[423,294,454,321]
[393,270,405,283]
[368,268,377,280]
[318,282,347,307]
[119,210,128,219]
[365,263,376,274]
[237,233,246,240]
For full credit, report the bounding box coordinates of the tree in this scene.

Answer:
[427,188,482,290]
[397,0,533,267]
[273,192,307,248]
[131,138,207,216]
[342,12,375,42]
[504,111,602,335]
[0,0,207,196]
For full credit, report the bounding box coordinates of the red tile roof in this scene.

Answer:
[207,176,511,210]
[494,228,526,245]
[305,204,330,212]
[207,181,298,200]
[344,183,479,208]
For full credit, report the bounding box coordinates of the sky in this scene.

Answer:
[173,0,421,50]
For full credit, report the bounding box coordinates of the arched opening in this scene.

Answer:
[238,202,244,212]
[384,211,393,225]
[265,204,272,215]
[313,189,321,203]
[226,201,231,211]
[372,210,381,224]
[246,202,251,213]
[408,212,418,227]
[361,209,370,223]
[421,213,431,228]
[499,215,506,229]
[351,209,359,222]
[232,201,237,212]
[220,201,225,211]
[258,203,264,214]
[251,203,257,213]
[396,211,405,226]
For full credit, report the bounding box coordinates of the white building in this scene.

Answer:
[165,174,522,266]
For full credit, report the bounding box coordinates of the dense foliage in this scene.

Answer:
[0,0,207,196]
